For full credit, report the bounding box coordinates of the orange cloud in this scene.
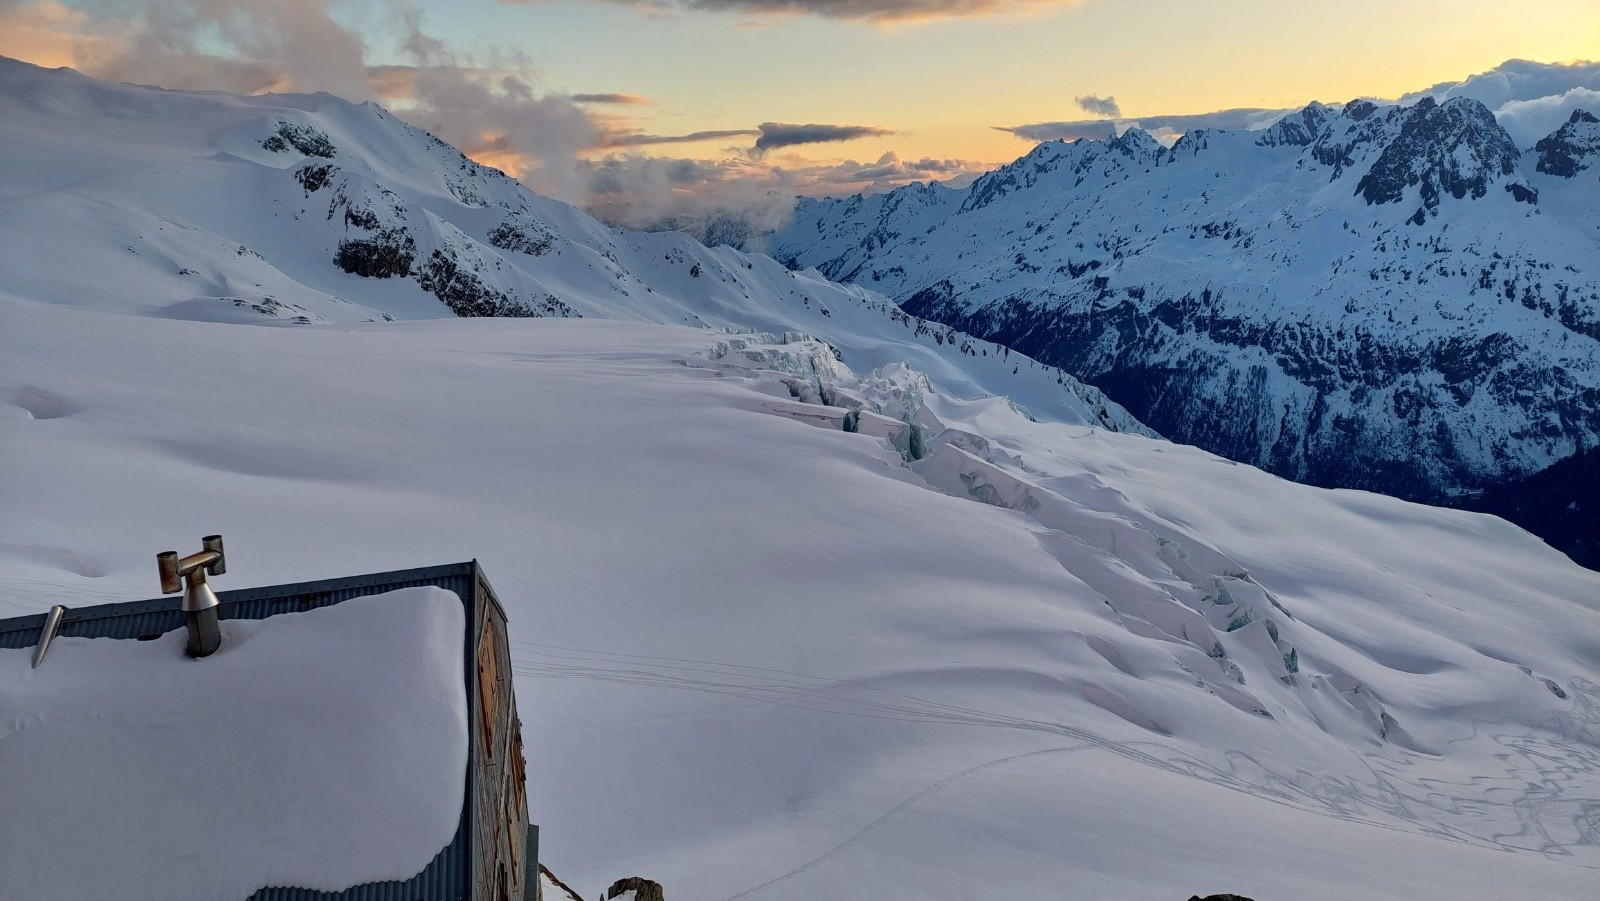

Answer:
[572,92,654,106]
[0,1,114,70]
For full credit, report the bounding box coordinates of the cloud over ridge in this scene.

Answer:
[754,121,895,152]
[604,129,761,148]
[572,92,653,105]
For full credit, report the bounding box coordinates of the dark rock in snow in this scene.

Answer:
[538,864,586,901]
[1353,98,1519,222]
[262,121,336,158]
[1504,181,1538,204]
[1534,109,1600,178]
[334,230,415,279]
[294,163,337,195]
[416,248,576,318]
[1256,101,1338,147]
[488,215,555,256]
[606,876,665,901]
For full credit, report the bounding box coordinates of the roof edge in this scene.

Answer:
[0,561,481,635]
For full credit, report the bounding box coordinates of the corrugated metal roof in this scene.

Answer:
[0,562,478,648]
[0,562,492,901]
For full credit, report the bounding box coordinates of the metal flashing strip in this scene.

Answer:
[0,562,480,649]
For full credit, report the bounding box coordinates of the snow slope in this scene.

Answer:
[0,56,1144,435]
[1,587,466,898]
[4,294,1597,900]
[763,95,1600,511]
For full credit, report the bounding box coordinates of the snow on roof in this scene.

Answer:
[0,587,467,899]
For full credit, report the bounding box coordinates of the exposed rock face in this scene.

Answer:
[261,120,336,158]
[1255,100,1337,147]
[1350,98,1526,223]
[488,213,556,256]
[1535,109,1600,177]
[762,97,1600,529]
[606,876,665,901]
[321,166,573,317]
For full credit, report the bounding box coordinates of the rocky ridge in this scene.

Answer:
[762,97,1600,525]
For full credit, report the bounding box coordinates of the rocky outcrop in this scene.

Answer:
[322,168,575,317]
[488,213,556,256]
[1350,98,1526,223]
[1256,101,1338,147]
[1535,109,1600,177]
[606,877,665,901]
[262,121,336,158]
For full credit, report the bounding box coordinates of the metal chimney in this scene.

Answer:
[157,535,226,658]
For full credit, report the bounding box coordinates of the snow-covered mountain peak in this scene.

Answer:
[959,139,1079,212]
[963,95,1530,230]
[957,129,1167,214]
[1536,108,1600,177]
[1350,96,1527,223]
[1255,101,1341,147]
[1108,125,1164,163]
[1343,98,1381,121]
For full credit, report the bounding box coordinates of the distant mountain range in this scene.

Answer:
[3,54,1592,561]
[0,55,1144,436]
[761,98,1600,565]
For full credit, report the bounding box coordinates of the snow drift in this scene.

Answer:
[0,588,467,898]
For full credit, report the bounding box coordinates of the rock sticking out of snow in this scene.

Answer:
[607,876,666,901]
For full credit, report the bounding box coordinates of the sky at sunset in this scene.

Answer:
[3,0,1597,225]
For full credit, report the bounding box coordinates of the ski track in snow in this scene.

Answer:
[717,744,1096,901]
[508,640,1600,861]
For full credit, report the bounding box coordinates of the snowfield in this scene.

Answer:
[4,295,1598,900]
